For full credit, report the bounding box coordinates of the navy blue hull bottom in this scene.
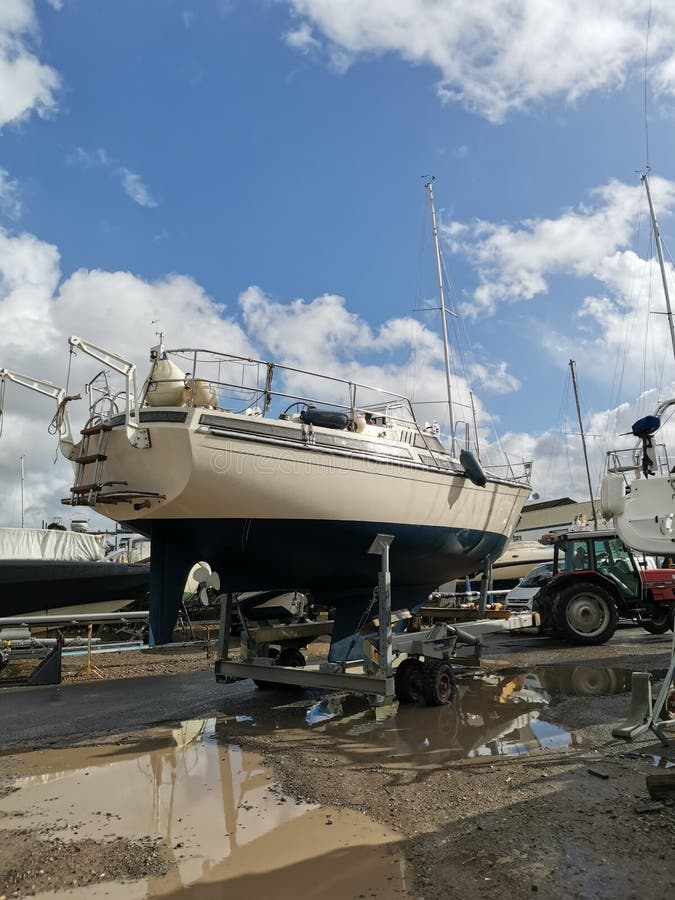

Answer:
[133,517,509,655]
[0,560,150,616]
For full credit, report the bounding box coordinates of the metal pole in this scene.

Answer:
[369,534,395,703]
[643,173,675,365]
[469,390,480,458]
[478,556,491,618]
[569,359,598,527]
[217,593,233,661]
[425,179,456,453]
[19,455,25,528]
[378,542,393,692]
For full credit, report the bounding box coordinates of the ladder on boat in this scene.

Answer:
[64,418,165,509]
[66,419,119,506]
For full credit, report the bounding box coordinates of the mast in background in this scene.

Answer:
[425,178,456,454]
[569,359,598,528]
[642,172,675,364]
[19,454,25,528]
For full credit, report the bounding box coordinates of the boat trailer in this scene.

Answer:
[215,534,539,705]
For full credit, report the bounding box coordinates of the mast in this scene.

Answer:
[425,179,455,452]
[642,173,675,364]
[19,454,25,528]
[569,359,597,528]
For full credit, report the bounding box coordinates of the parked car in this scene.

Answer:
[504,562,555,612]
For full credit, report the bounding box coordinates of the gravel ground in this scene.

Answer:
[0,832,168,897]
[0,626,674,899]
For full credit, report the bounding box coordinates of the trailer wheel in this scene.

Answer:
[253,647,279,689]
[276,648,306,668]
[423,660,457,707]
[553,582,618,645]
[394,658,424,704]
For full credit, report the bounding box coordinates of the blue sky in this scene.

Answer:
[3,0,675,525]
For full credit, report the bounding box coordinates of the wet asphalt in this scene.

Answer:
[0,625,669,750]
[0,670,300,749]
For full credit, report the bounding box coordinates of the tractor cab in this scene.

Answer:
[553,532,641,601]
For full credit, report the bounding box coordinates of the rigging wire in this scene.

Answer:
[570,369,602,500]
[405,192,431,404]
[644,0,653,171]
[543,369,571,490]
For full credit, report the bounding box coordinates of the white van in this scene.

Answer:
[504,562,554,612]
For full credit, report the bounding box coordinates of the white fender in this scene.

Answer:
[600,473,625,517]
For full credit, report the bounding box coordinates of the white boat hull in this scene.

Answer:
[471,540,554,589]
[602,471,675,556]
[69,408,529,650]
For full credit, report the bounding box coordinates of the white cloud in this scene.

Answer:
[441,175,675,408]
[0,0,60,128]
[444,176,675,315]
[471,361,521,396]
[68,147,158,208]
[67,147,110,167]
[0,166,22,218]
[118,168,157,208]
[282,1,675,122]
[284,23,320,55]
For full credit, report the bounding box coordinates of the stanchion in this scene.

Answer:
[74,623,104,679]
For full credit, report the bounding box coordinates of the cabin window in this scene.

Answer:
[413,434,447,454]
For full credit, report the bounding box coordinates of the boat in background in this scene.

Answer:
[471,539,554,592]
[0,525,149,618]
[601,173,675,556]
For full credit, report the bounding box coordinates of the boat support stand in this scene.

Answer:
[613,630,675,746]
[215,535,540,704]
[215,534,398,702]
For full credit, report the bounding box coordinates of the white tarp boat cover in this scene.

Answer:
[0,527,106,562]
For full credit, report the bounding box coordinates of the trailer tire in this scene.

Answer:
[253,646,279,689]
[394,657,424,704]
[276,648,306,668]
[553,582,618,645]
[423,660,457,707]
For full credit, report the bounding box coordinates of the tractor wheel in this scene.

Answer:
[422,660,457,707]
[552,582,619,645]
[394,657,425,704]
[642,606,674,635]
[570,666,619,696]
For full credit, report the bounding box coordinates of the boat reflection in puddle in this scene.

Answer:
[0,719,407,899]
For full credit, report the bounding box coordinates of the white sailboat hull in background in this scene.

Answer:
[601,471,675,556]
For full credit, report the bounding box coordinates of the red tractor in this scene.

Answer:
[534,530,675,645]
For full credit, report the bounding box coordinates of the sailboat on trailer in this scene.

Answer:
[8,184,533,654]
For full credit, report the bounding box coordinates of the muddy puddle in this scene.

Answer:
[0,719,408,899]
[225,666,634,766]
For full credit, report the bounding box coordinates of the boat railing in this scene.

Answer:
[143,348,529,482]
[161,347,456,463]
[605,442,673,483]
